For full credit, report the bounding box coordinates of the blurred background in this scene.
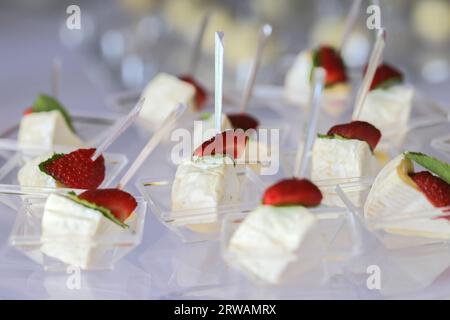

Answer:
[0,0,449,115]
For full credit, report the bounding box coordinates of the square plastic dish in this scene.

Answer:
[0,112,120,152]
[336,178,450,250]
[0,151,128,189]
[136,167,266,243]
[335,179,450,297]
[220,205,355,287]
[8,194,146,271]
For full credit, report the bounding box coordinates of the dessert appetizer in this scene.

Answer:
[17,98,144,190]
[311,120,381,181]
[194,26,273,172]
[364,152,450,239]
[284,0,363,114]
[39,103,186,269]
[228,178,325,284]
[284,45,350,115]
[357,63,414,134]
[18,94,82,149]
[139,72,197,128]
[41,188,137,269]
[171,130,246,233]
[17,148,105,189]
[138,10,214,128]
[194,113,271,173]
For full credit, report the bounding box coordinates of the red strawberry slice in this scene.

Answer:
[263,178,322,207]
[40,148,105,189]
[227,113,259,131]
[179,74,207,111]
[78,188,137,222]
[314,46,347,86]
[365,63,404,90]
[327,120,382,151]
[409,171,450,208]
[193,130,248,159]
[23,107,34,115]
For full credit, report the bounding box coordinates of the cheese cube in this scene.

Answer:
[139,73,195,128]
[284,50,350,116]
[311,137,379,206]
[228,205,324,284]
[17,154,57,188]
[358,85,414,134]
[18,110,82,149]
[171,156,240,232]
[40,194,122,269]
[311,137,379,181]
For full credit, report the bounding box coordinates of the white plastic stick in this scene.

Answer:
[294,68,326,178]
[352,28,386,120]
[214,31,224,134]
[52,58,61,98]
[189,9,213,76]
[239,24,272,113]
[117,103,187,190]
[339,0,363,51]
[91,98,145,161]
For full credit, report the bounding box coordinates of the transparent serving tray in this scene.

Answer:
[8,194,146,272]
[333,178,450,296]
[0,112,120,153]
[336,178,450,250]
[137,167,266,243]
[0,151,128,189]
[220,205,355,286]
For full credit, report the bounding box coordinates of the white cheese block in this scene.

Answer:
[311,137,379,181]
[193,113,233,149]
[18,110,82,150]
[364,154,450,240]
[171,155,241,232]
[358,85,414,135]
[17,154,57,188]
[284,50,350,115]
[284,50,312,105]
[228,205,325,284]
[139,73,195,129]
[311,137,379,206]
[41,194,122,269]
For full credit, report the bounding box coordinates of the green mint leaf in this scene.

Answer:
[67,192,129,228]
[38,153,65,176]
[317,133,348,141]
[33,94,75,133]
[405,152,450,184]
[200,112,212,121]
[309,49,321,83]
